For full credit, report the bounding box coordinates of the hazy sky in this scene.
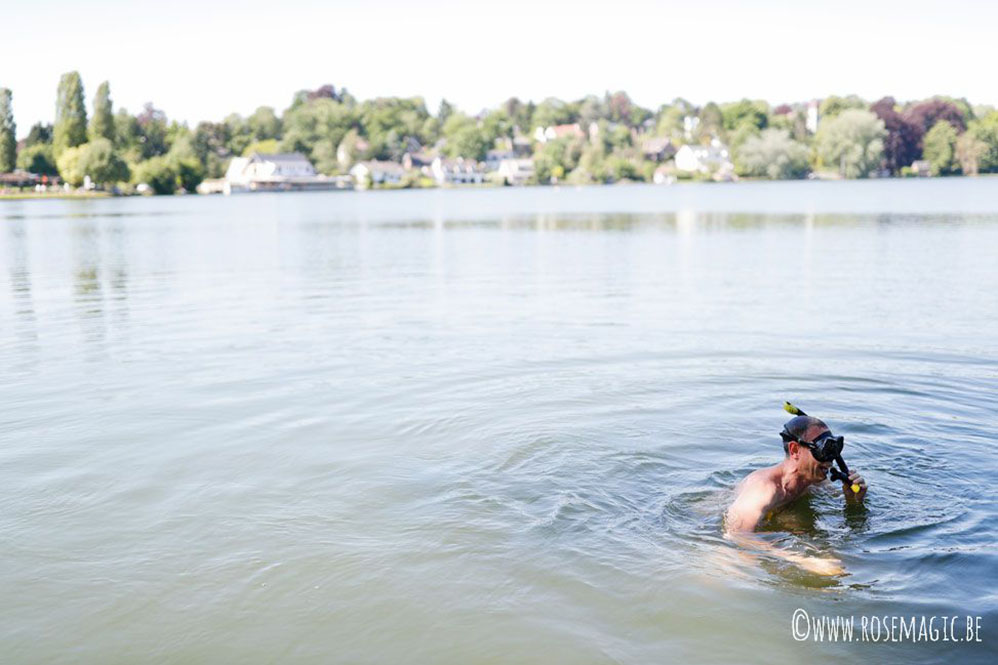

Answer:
[2,0,994,135]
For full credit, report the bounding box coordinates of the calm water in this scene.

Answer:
[2,179,996,664]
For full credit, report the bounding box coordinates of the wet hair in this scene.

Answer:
[780,415,828,455]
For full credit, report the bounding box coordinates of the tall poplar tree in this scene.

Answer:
[89,81,114,142]
[0,88,15,172]
[53,71,87,157]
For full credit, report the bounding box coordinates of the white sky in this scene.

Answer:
[2,0,995,136]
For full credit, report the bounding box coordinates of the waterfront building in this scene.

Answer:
[485,149,516,171]
[350,160,405,188]
[431,157,486,185]
[674,139,733,176]
[402,151,435,174]
[197,152,345,194]
[496,158,535,186]
[641,136,676,162]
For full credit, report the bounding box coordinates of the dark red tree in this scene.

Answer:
[904,99,966,136]
[871,97,922,173]
[307,84,341,102]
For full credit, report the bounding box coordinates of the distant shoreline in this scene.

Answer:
[0,190,112,201]
[6,173,998,202]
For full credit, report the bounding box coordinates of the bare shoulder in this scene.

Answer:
[726,467,780,532]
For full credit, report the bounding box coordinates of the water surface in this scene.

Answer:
[2,180,996,663]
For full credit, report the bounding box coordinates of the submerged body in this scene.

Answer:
[725,416,867,574]
[725,458,866,530]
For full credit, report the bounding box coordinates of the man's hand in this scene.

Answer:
[843,471,867,501]
[793,554,845,576]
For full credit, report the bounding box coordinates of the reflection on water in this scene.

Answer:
[1,183,996,664]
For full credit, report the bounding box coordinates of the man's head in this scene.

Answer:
[780,415,835,483]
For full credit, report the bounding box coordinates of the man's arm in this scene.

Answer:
[725,476,775,533]
[725,478,844,576]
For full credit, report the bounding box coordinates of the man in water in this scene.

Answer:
[726,415,867,533]
[723,414,868,575]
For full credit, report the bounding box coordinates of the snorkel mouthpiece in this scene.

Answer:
[828,456,860,493]
[783,402,861,494]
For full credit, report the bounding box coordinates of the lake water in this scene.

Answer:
[2,179,996,664]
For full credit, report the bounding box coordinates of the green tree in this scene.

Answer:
[655,106,684,138]
[728,123,761,151]
[165,132,205,192]
[533,136,584,183]
[241,138,280,156]
[247,106,281,141]
[721,99,768,131]
[699,102,723,135]
[966,112,998,173]
[56,145,85,185]
[132,156,177,194]
[608,124,632,149]
[136,103,169,158]
[53,71,88,157]
[578,95,607,126]
[532,98,575,129]
[334,128,365,171]
[571,143,607,183]
[737,129,810,179]
[818,95,865,119]
[280,97,356,164]
[24,122,53,148]
[956,132,987,176]
[192,121,232,178]
[480,108,513,145]
[114,108,143,163]
[603,153,641,182]
[359,97,431,157]
[77,138,130,186]
[420,116,441,145]
[0,88,15,172]
[501,97,531,131]
[311,139,339,174]
[442,113,488,160]
[437,99,455,124]
[816,109,886,178]
[89,81,115,141]
[17,144,58,176]
[922,121,958,175]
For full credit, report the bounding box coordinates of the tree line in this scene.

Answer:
[1,72,997,193]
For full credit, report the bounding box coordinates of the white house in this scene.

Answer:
[350,160,405,188]
[674,139,733,176]
[806,100,820,134]
[198,152,343,194]
[497,158,535,186]
[431,157,486,185]
[532,123,585,144]
[485,149,516,171]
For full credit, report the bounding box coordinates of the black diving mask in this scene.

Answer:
[780,429,844,463]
